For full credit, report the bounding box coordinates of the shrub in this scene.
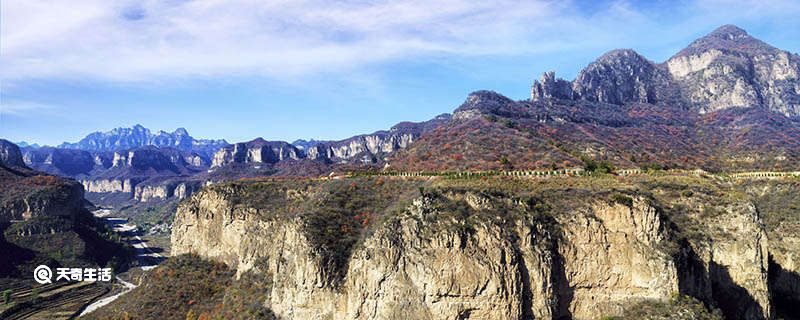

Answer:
[3,289,11,304]
[610,193,634,208]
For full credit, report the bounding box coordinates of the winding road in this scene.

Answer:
[78,209,165,316]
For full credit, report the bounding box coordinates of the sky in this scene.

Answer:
[2,0,800,146]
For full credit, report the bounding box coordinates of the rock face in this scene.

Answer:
[23,147,100,176]
[171,178,785,320]
[667,25,800,116]
[133,180,202,202]
[554,198,680,318]
[0,140,85,222]
[211,138,302,168]
[531,25,800,118]
[0,139,27,168]
[303,114,451,164]
[21,145,209,203]
[82,178,137,193]
[453,90,515,120]
[573,49,678,105]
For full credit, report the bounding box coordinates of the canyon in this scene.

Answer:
[168,175,798,319]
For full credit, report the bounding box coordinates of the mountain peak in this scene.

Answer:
[674,24,774,57]
[596,49,647,63]
[707,24,749,40]
[174,128,189,136]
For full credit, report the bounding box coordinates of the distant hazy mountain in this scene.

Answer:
[58,124,227,159]
[15,141,41,148]
[291,139,332,150]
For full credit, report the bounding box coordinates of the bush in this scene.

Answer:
[581,156,614,174]
[610,193,634,208]
[3,289,11,304]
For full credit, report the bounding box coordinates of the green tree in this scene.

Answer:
[3,289,11,304]
[499,156,511,167]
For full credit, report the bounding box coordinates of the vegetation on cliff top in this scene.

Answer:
[85,254,275,320]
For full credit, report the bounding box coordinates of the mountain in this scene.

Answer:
[58,124,228,160]
[390,25,800,172]
[0,139,28,168]
[0,139,131,278]
[211,114,452,173]
[292,139,332,151]
[159,174,800,319]
[15,141,41,148]
[212,138,302,168]
[667,25,800,116]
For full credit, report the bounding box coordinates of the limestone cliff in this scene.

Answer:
[0,139,28,168]
[170,177,788,319]
[530,25,800,118]
[211,138,301,168]
[82,178,139,193]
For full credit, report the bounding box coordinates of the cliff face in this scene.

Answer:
[530,25,800,118]
[0,141,85,222]
[0,139,27,168]
[171,176,791,319]
[82,178,138,193]
[667,25,800,116]
[211,139,301,168]
[553,197,680,318]
[294,114,452,164]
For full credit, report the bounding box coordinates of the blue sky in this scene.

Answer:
[2,0,800,146]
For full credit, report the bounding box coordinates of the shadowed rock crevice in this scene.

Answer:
[768,255,800,319]
[709,261,766,320]
[552,240,573,320]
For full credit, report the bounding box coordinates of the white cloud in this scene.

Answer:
[0,100,60,117]
[1,0,799,83]
[0,0,630,82]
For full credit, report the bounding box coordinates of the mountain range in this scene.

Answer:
[9,24,800,225]
[4,24,800,320]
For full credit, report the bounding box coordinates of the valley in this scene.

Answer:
[2,23,800,319]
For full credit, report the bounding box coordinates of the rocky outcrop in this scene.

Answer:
[133,180,202,202]
[530,25,800,118]
[553,197,680,318]
[303,114,451,164]
[307,133,415,162]
[0,165,85,222]
[453,90,515,120]
[573,49,678,105]
[82,178,138,193]
[22,147,96,176]
[0,139,27,168]
[531,50,678,106]
[666,26,800,117]
[172,180,779,320]
[667,25,800,116]
[531,71,574,101]
[211,138,301,168]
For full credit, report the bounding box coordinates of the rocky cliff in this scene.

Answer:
[0,140,85,222]
[0,139,27,168]
[171,175,795,319]
[396,33,800,172]
[304,114,451,164]
[667,25,800,116]
[531,25,800,118]
[211,138,302,168]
